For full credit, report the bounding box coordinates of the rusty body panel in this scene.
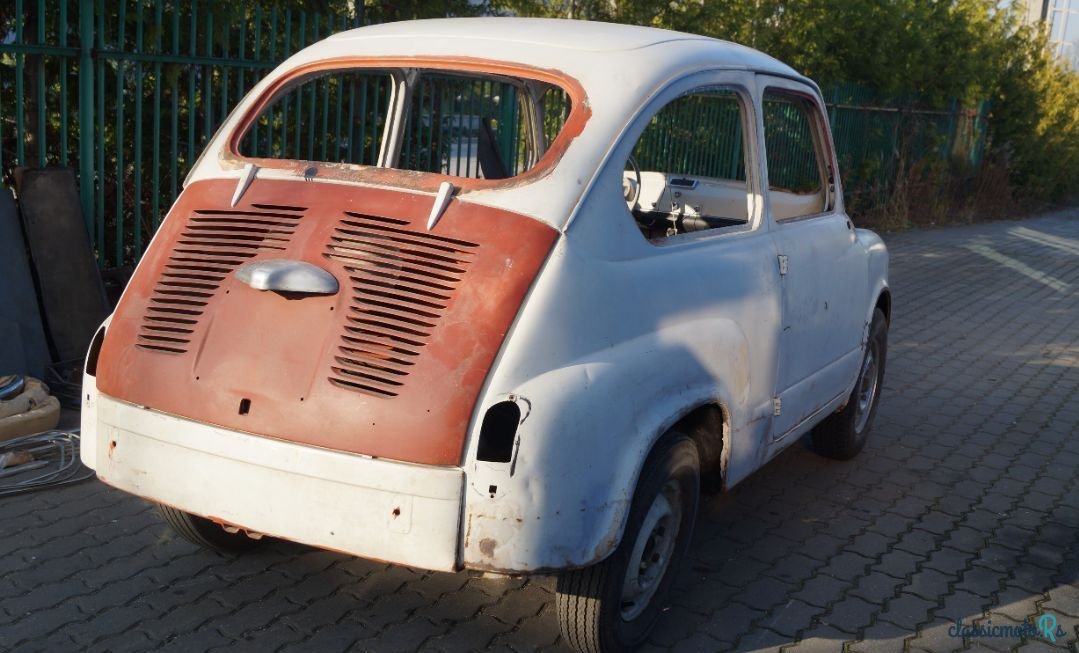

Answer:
[96,178,557,466]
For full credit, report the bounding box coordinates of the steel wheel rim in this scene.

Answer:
[854,342,880,433]
[620,480,682,621]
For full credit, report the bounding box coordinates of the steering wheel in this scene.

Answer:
[625,154,643,209]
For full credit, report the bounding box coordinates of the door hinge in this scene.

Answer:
[773,397,782,416]
[777,255,788,276]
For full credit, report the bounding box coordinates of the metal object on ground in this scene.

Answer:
[0,451,35,470]
[0,378,50,420]
[15,168,109,365]
[0,430,93,497]
[0,378,62,441]
[0,188,50,380]
[0,376,26,401]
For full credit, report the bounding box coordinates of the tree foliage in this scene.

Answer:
[493,0,1079,202]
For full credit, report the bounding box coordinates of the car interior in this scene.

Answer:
[623,168,750,239]
[623,86,829,240]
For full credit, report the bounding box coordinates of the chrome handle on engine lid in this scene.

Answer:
[235,259,339,295]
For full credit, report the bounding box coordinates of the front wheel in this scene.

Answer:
[812,307,888,460]
[556,433,700,653]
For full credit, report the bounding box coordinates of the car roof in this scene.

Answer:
[321,17,804,81]
[190,18,818,229]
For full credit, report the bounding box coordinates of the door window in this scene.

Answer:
[624,88,751,241]
[762,90,831,220]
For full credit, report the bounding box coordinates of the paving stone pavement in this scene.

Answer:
[2,212,1079,653]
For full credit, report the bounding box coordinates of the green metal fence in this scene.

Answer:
[1,0,360,268]
[827,83,990,211]
[1,2,989,269]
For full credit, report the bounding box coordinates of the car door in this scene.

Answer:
[760,76,867,440]
[559,69,782,486]
[622,73,784,484]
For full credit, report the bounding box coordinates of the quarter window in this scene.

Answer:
[762,90,831,220]
[624,88,750,241]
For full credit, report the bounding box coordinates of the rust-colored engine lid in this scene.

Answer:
[96,178,557,466]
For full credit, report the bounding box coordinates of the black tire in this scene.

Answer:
[157,504,264,554]
[812,307,888,460]
[556,432,700,653]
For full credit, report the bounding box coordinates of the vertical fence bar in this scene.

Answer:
[151,0,162,229]
[236,15,247,131]
[36,0,47,166]
[346,73,357,164]
[60,0,70,167]
[358,77,371,166]
[134,0,144,255]
[15,0,25,168]
[115,0,127,266]
[0,28,4,176]
[264,8,278,156]
[204,7,213,142]
[307,16,318,162]
[295,12,306,157]
[448,81,460,176]
[95,0,105,264]
[251,7,263,155]
[422,78,434,172]
[170,1,179,202]
[282,11,291,156]
[79,0,95,231]
[945,98,958,161]
[220,19,230,131]
[266,7,278,156]
[187,1,197,173]
[318,17,331,163]
[973,100,989,169]
[333,19,344,163]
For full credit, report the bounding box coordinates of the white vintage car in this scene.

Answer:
[81,18,889,652]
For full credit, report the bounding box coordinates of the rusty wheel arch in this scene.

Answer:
[669,402,729,493]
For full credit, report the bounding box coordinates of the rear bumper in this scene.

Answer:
[85,394,464,572]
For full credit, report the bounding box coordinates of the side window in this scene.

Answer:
[762,89,832,220]
[625,88,751,241]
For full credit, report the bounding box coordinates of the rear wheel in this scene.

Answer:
[812,307,888,460]
[556,432,700,653]
[157,504,264,553]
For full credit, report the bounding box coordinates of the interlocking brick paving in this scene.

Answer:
[2,212,1077,653]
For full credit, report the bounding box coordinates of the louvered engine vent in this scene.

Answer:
[324,212,479,397]
[136,204,305,354]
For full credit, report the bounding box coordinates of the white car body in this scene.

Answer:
[82,18,889,576]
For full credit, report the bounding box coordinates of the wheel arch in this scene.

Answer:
[875,288,892,325]
[461,331,746,573]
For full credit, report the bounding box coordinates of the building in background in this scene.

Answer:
[1018,0,1079,68]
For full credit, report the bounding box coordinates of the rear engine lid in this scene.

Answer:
[96,178,557,466]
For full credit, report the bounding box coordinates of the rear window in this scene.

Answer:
[237,67,573,182]
[240,70,393,166]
